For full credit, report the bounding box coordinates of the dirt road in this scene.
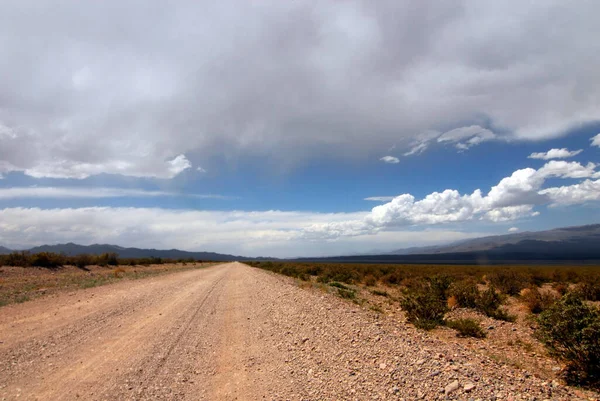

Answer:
[0,263,593,400]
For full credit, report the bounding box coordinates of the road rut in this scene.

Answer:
[0,263,289,400]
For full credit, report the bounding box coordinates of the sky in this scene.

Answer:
[1,1,600,257]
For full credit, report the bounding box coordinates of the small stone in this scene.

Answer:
[464,382,476,392]
[445,380,460,395]
[379,363,387,370]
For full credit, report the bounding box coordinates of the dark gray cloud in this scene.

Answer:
[0,0,599,178]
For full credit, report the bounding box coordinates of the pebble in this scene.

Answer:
[445,380,460,394]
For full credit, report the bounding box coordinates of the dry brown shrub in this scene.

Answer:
[447,295,459,309]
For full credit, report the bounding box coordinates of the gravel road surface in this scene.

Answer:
[0,262,594,400]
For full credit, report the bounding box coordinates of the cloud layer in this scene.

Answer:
[0,206,485,257]
[1,1,599,178]
[0,187,231,199]
[306,160,600,238]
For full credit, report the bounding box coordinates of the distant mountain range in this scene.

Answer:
[2,224,600,264]
[391,224,600,255]
[298,224,600,264]
[0,243,251,261]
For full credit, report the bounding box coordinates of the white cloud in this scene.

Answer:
[437,125,496,150]
[403,143,428,156]
[0,2,599,177]
[592,134,600,148]
[0,187,232,200]
[364,196,396,202]
[508,227,519,232]
[197,167,207,173]
[401,125,496,156]
[380,156,400,164]
[528,148,583,160]
[166,155,192,176]
[540,179,600,205]
[305,160,600,238]
[536,160,599,179]
[20,155,192,180]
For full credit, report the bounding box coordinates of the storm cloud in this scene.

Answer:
[1,1,599,178]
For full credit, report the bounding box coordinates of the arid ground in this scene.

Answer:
[0,262,598,400]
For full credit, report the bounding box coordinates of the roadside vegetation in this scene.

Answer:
[247,260,600,387]
[0,252,214,307]
[0,251,205,268]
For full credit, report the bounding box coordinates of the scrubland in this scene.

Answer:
[247,261,600,388]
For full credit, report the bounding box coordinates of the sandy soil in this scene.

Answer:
[0,263,597,400]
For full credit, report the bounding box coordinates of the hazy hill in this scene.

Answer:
[0,246,12,255]
[392,224,600,255]
[25,243,245,261]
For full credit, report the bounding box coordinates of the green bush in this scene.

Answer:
[337,288,357,299]
[537,293,600,385]
[446,318,486,338]
[31,252,64,268]
[428,275,453,299]
[488,270,530,296]
[400,283,449,330]
[449,280,480,308]
[477,286,515,322]
[74,254,93,269]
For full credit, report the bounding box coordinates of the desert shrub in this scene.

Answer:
[31,252,65,268]
[400,283,449,330]
[318,265,357,284]
[280,265,299,277]
[537,293,600,385]
[304,264,323,276]
[329,281,350,290]
[428,275,453,299]
[449,280,480,308]
[488,270,530,296]
[477,286,515,322]
[577,277,600,302]
[371,289,389,297]
[96,252,119,266]
[381,271,403,285]
[3,251,32,267]
[528,268,552,287]
[363,274,377,286]
[73,254,93,269]
[553,282,570,296]
[446,318,486,338]
[521,286,558,314]
[337,288,357,299]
